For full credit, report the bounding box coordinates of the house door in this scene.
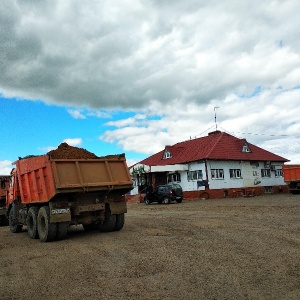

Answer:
[155,172,168,187]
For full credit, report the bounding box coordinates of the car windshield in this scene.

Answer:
[171,184,181,189]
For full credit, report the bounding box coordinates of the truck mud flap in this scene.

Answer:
[109,201,127,215]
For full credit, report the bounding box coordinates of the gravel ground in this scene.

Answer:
[1,193,300,300]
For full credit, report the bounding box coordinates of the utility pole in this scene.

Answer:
[214,106,220,131]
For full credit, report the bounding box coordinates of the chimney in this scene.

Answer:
[208,130,222,136]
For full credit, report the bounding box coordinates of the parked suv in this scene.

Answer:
[144,183,183,204]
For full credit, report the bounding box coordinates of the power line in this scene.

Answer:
[192,126,300,140]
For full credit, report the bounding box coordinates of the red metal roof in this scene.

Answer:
[139,131,289,166]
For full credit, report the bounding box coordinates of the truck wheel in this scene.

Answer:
[56,222,69,240]
[27,206,39,239]
[9,203,23,233]
[98,212,116,232]
[83,222,98,231]
[37,206,57,242]
[176,198,183,203]
[0,215,7,226]
[114,214,125,231]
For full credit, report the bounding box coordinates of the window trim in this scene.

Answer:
[229,168,242,179]
[275,169,283,177]
[163,149,172,159]
[261,169,271,178]
[211,169,224,179]
[187,170,203,181]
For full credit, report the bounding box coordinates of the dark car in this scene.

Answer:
[144,183,183,204]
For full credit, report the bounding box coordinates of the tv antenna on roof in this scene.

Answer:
[214,106,220,130]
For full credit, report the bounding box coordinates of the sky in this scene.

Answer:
[1,0,300,174]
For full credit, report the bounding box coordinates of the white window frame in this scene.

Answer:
[163,149,171,159]
[229,169,241,179]
[168,173,181,182]
[261,169,271,178]
[211,169,224,179]
[275,169,283,177]
[187,170,203,181]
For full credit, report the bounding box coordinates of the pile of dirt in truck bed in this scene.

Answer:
[47,143,99,159]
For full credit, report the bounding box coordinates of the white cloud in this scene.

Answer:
[0,1,299,110]
[0,160,13,175]
[87,110,112,119]
[1,1,300,163]
[67,108,112,119]
[62,138,82,147]
[41,138,83,154]
[100,88,300,163]
[67,109,86,119]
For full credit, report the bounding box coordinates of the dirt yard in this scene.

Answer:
[1,193,300,300]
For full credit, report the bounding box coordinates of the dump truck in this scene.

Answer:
[0,175,10,225]
[282,165,300,194]
[6,143,133,242]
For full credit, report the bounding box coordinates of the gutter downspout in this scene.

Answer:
[205,159,209,190]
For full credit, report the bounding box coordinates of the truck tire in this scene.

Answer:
[9,203,23,233]
[98,212,116,232]
[37,206,57,242]
[0,215,8,226]
[114,213,125,231]
[27,206,39,239]
[56,222,69,240]
[83,222,98,231]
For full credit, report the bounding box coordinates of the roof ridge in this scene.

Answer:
[205,132,226,158]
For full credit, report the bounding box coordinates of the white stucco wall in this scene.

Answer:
[177,160,285,192]
[129,160,286,195]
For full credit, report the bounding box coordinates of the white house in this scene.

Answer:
[129,130,289,199]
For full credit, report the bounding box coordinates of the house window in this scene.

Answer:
[250,161,259,167]
[211,169,224,179]
[261,169,271,178]
[253,171,258,176]
[187,170,203,181]
[242,140,251,153]
[229,169,241,179]
[275,169,283,177]
[163,149,171,159]
[242,145,251,152]
[168,173,181,182]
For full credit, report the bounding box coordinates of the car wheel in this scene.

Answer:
[176,198,182,203]
[144,197,151,205]
[162,197,170,204]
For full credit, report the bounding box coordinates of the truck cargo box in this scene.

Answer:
[282,165,300,194]
[282,165,300,182]
[7,143,133,242]
[15,154,133,204]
